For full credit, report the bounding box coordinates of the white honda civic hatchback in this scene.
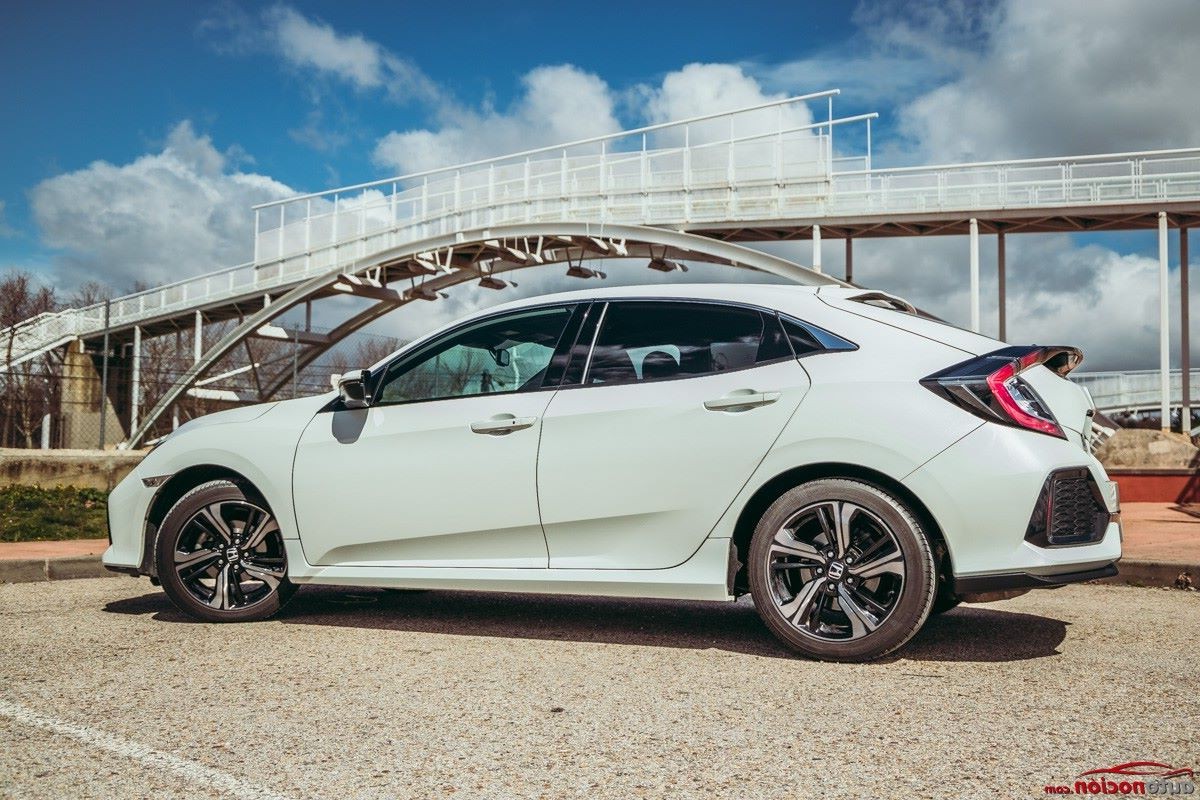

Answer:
[105,284,1121,661]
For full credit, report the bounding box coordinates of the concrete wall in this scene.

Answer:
[0,448,144,491]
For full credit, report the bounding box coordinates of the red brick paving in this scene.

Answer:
[0,506,1197,566]
[0,538,108,561]
[1119,503,1200,565]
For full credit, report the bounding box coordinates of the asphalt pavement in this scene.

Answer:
[1,578,1197,799]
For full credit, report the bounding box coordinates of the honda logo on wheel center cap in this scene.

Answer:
[827,562,845,580]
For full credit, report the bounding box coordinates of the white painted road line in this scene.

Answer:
[0,698,293,800]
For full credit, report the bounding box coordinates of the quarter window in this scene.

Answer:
[586,302,777,385]
[375,306,574,404]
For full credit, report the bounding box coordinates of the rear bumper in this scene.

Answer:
[902,422,1122,577]
[952,562,1118,595]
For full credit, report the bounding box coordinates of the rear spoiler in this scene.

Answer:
[847,291,946,322]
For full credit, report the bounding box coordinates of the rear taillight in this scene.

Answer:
[921,345,1082,439]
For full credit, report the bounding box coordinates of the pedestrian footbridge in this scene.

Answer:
[3,89,1198,446]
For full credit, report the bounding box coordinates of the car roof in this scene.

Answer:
[480,282,826,315]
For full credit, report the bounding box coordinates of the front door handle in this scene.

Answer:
[470,414,538,435]
[703,390,782,412]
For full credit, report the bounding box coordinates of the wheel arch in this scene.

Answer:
[138,464,264,578]
[729,462,952,595]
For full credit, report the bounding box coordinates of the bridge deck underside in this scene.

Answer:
[76,201,1200,347]
[695,202,1200,241]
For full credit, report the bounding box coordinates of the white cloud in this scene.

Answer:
[372,61,820,175]
[201,4,438,103]
[0,201,14,238]
[373,65,622,174]
[263,5,438,102]
[30,121,296,290]
[643,63,806,125]
[896,0,1200,160]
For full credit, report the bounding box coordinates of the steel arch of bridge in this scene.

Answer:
[127,222,843,447]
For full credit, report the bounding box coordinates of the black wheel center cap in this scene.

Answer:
[225,546,240,564]
[827,561,846,580]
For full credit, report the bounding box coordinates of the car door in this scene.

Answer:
[292,303,582,567]
[537,299,813,570]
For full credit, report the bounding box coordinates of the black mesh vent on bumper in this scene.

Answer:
[1025,467,1112,547]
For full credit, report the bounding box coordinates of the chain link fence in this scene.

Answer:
[0,325,401,450]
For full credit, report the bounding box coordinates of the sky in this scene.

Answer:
[2,0,1199,370]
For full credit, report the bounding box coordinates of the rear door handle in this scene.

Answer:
[470,415,538,435]
[703,390,782,412]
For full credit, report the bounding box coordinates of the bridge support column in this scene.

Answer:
[812,225,822,274]
[1182,226,1191,432]
[844,237,853,283]
[130,325,142,436]
[1158,212,1171,432]
[997,231,1006,341]
[193,310,203,364]
[969,218,980,332]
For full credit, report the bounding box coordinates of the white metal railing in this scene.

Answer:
[1072,369,1200,411]
[829,149,1200,216]
[4,86,1200,369]
[247,92,863,276]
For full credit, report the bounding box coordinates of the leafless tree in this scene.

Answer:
[67,280,112,309]
[0,271,59,447]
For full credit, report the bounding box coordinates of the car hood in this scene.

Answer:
[173,402,280,435]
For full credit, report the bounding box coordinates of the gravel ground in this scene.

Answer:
[1,578,1197,799]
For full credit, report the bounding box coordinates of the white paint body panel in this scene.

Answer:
[292,393,555,567]
[104,283,1121,603]
[538,359,809,569]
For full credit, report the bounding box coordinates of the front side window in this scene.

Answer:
[586,301,776,385]
[375,306,574,404]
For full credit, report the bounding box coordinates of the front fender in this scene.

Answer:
[127,395,330,542]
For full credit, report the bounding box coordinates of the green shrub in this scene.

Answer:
[0,486,109,542]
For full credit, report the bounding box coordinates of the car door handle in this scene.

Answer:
[703,390,782,412]
[470,415,538,435]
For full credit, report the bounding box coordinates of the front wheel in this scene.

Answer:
[748,478,936,662]
[156,480,296,623]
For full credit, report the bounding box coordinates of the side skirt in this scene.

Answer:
[283,538,735,602]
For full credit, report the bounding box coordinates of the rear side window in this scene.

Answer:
[779,315,857,355]
[586,301,781,385]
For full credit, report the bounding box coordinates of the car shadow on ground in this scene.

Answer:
[103,586,1069,663]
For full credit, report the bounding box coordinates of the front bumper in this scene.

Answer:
[102,468,157,573]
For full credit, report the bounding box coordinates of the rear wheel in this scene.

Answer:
[748,478,936,662]
[156,480,296,623]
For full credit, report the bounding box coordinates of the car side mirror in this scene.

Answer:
[336,369,370,409]
[489,347,511,368]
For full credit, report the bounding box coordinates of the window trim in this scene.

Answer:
[776,312,859,357]
[578,301,608,386]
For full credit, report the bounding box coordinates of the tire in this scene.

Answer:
[929,580,962,615]
[748,478,936,662]
[156,480,296,623]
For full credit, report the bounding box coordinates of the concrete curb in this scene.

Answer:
[0,553,1195,589]
[0,555,118,584]
[1101,560,1197,588]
